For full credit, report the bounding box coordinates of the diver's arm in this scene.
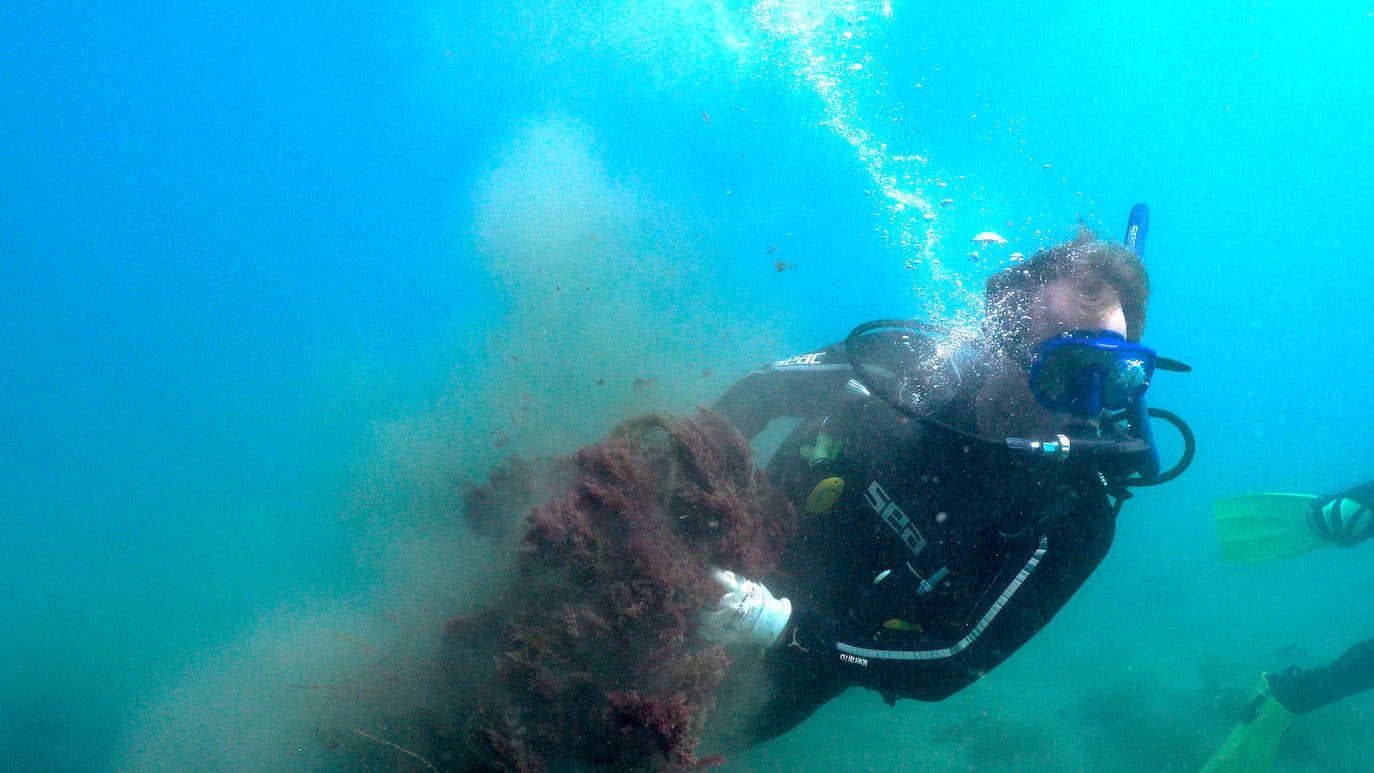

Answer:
[712,345,854,439]
[1308,479,1374,547]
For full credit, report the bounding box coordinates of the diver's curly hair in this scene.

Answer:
[983,227,1150,351]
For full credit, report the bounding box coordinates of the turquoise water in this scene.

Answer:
[3,1,1371,769]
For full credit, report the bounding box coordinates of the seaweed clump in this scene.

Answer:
[434,409,794,771]
[460,455,575,553]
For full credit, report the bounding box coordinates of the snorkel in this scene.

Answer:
[845,204,1195,488]
[1108,203,1194,486]
[1118,203,1163,480]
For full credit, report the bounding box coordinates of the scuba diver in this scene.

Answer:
[696,207,1195,751]
[1202,479,1374,772]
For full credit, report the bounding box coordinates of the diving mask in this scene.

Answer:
[1028,330,1156,415]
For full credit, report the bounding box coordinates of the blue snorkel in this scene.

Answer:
[1104,202,1195,486]
[1122,203,1161,480]
[1124,202,1149,254]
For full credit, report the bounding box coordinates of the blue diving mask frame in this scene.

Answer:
[1027,330,1157,416]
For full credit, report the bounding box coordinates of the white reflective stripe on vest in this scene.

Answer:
[835,535,1048,661]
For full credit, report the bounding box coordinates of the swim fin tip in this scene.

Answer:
[1200,673,1297,773]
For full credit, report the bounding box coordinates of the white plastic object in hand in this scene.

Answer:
[699,568,792,648]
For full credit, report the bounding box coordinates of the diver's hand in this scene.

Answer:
[699,568,791,648]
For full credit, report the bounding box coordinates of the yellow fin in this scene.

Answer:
[1214,493,1329,563]
[1199,673,1297,772]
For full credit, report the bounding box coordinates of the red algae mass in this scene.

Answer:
[433,410,795,771]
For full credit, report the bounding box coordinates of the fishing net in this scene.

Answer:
[434,409,795,771]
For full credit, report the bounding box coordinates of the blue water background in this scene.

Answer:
[3,1,1371,769]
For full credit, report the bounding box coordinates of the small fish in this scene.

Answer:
[766,245,778,254]
[702,110,711,124]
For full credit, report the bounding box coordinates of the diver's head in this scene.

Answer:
[982,227,1150,363]
[975,230,1151,439]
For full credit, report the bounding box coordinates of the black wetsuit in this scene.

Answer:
[1269,637,1374,714]
[712,326,1130,745]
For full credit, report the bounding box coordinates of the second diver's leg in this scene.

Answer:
[1269,635,1374,714]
